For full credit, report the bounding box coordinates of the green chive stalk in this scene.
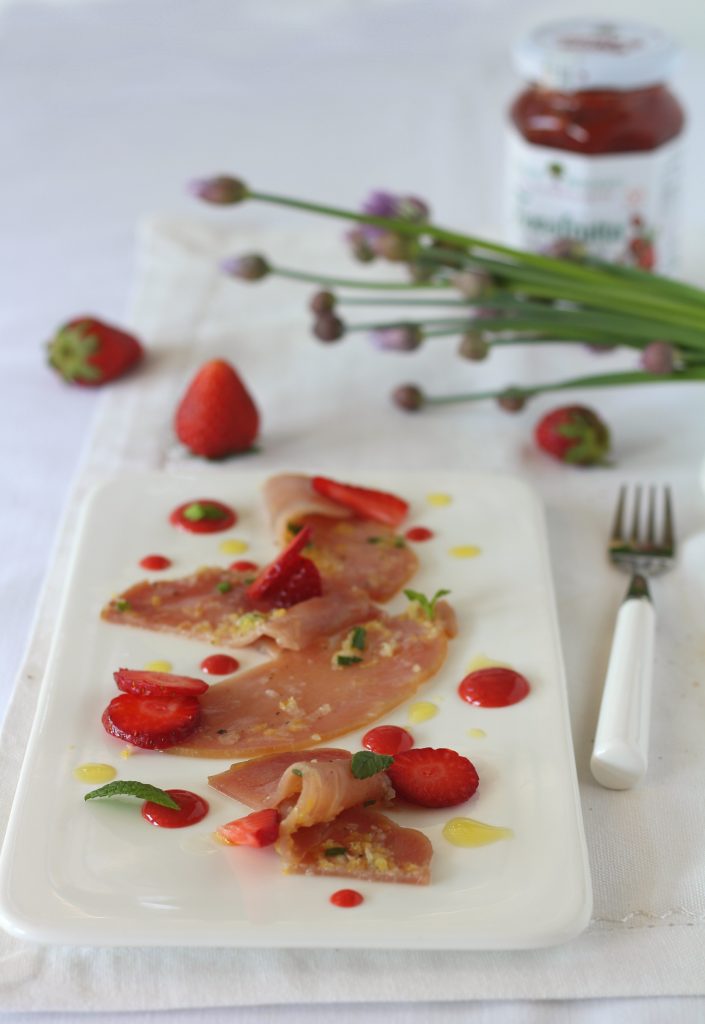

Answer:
[191,175,705,408]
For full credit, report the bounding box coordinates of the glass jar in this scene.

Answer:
[504,19,685,273]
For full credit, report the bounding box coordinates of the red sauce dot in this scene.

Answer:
[362,725,414,755]
[169,500,236,534]
[458,667,530,708]
[330,888,364,908]
[139,554,172,571]
[141,789,209,829]
[200,654,240,675]
[405,526,434,542]
[230,560,259,572]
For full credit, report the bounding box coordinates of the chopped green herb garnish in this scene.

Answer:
[114,598,131,612]
[324,846,347,858]
[366,536,382,544]
[291,768,303,777]
[84,781,180,809]
[336,655,363,667]
[243,576,255,585]
[350,626,367,651]
[287,522,304,535]
[183,501,227,523]
[216,580,233,594]
[393,537,406,548]
[217,729,228,735]
[403,587,451,621]
[351,751,394,779]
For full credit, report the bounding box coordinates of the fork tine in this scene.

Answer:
[611,484,627,542]
[646,485,656,546]
[629,485,642,544]
[663,485,675,551]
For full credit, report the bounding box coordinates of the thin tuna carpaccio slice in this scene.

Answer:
[282,807,432,885]
[101,569,377,652]
[170,602,457,759]
[300,516,417,602]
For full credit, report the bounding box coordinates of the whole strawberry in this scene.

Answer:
[534,405,610,466]
[47,317,143,386]
[175,358,260,458]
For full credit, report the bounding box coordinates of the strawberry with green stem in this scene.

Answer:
[534,405,610,466]
[47,317,143,386]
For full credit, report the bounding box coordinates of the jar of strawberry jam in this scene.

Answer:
[504,19,685,273]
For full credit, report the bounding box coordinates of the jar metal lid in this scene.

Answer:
[514,18,680,91]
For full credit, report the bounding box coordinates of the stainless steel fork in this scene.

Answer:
[590,485,676,790]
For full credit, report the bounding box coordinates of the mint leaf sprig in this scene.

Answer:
[404,588,451,621]
[351,751,394,779]
[84,781,180,809]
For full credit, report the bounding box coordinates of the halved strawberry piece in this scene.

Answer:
[311,476,408,526]
[114,668,209,697]
[246,525,322,608]
[101,693,202,749]
[216,808,280,847]
[387,747,479,808]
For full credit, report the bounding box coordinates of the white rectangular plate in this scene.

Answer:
[0,470,591,948]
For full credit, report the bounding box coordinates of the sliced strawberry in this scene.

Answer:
[311,476,408,526]
[246,525,322,608]
[101,693,201,749]
[217,808,280,847]
[114,668,209,697]
[387,747,479,808]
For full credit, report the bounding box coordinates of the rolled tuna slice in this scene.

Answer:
[209,749,432,885]
[263,473,353,544]
[209,749,350,808]
[170,601,457,759]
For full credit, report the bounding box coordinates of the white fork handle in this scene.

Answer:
[590,594,655,790]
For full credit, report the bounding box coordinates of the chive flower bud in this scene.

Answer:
[497,388,527,413]
[221,254,270,281]
[370,325,423,352]
[371,232,412,262]
[310,290,336,315]
[313,313,345,342]
[641,340,677,374]
[189,175,248,205]
[458,330,489,361]
[346,228,376,263]
[453,270,491,300]
[392,384,425,411]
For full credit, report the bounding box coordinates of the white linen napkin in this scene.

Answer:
[1,218,704,1012]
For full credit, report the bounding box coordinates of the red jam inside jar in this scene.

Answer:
[510,84,683,157]
[506,19,685,273]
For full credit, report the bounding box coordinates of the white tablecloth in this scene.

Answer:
[2,0,705,1020]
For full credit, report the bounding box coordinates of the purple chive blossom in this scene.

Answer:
[188,175,248,205]
[221,254,270,281]
[353,190,432,247]
[641,341,677,374]
[362,190,401,219]
[370,325,423,352]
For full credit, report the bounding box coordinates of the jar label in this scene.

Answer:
[503,131,683,274]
